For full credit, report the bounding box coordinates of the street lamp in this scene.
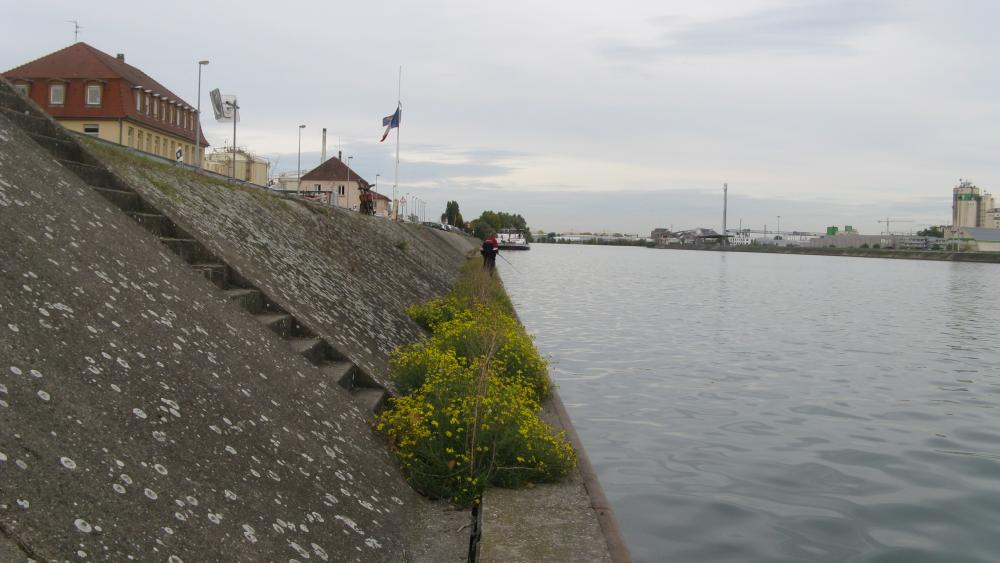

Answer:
[297,124,306,193]
[347,156,353,209]
[195,60,208,168]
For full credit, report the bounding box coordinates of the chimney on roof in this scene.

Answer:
[321,128,327,163]
[116,53,125,62]
[338,150,342,161]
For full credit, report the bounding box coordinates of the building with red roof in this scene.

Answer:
[4,42,208,163]
[297,153,390,215]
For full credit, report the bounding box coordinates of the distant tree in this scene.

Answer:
[917,225,945,238]
[469,210,532,241]
[440,201,465,229]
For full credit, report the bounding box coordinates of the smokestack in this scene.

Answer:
[722,183,728,245]
[321,128,327,163]
[338,150,342,161]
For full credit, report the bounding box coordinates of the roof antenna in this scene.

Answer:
[66,20,81,43]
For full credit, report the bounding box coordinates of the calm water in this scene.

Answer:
[499,245,1000,563]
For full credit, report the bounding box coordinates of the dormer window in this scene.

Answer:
[86,84,102,106]
[49,83,65,106]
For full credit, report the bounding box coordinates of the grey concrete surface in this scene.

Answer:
[479,395,615,563]
[0,107,469,561]
[84,137,476,389]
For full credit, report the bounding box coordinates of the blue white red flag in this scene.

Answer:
[380,105,401,142]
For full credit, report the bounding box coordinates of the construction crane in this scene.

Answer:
[877,217,912,235]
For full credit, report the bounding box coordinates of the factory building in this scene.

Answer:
[952,180,997,228]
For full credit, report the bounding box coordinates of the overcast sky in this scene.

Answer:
[5,0,1000,234]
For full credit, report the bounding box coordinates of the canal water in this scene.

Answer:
[498,244,1000,563]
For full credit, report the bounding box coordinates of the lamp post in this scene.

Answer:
[346,155,353,209]
[375,174,381,216]
[195,60,208,168]
[297,124,306,193]
[225,99,239,179]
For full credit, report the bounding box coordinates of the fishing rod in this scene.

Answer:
[496,252,521,273]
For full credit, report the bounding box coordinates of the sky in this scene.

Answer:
[4,0,1000,235]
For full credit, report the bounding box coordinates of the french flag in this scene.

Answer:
[380,105,401,142]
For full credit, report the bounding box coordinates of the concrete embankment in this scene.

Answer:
[0,81,475,561]
[660,244,1000,263]
[1,76,627,562]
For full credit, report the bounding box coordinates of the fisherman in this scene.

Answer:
[481,233,499,272]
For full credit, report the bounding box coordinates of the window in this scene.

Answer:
[315,184,321,191]
[83,124,99,136]
[153,98,158,118]
[338,185,346,196]
[86,84,102,106]
[13,83,29,97]
[127,127,134,147]
[135,91,141,111]
[145,134,151,152]
[154,137,159,155]
[144,94,150,114]
[49,83,65,105]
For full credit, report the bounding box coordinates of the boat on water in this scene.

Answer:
[497,228,530,250]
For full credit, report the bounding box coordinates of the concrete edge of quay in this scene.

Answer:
[549,388,633,563]
[477,280,632,563]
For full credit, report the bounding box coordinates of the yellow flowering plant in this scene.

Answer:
[379,257,575,506]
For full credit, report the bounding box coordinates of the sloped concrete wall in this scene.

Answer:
[0,112,469,560]
[84,139,475,386]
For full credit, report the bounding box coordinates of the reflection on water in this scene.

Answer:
[499,245,1000,563]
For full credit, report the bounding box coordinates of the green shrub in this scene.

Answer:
[406,296,466,332]
[430,306,550,401]
[379,359,575,506]
[390,343,465,396]
[383,257,571,507]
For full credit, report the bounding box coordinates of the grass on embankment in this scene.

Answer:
[378,259,576,507]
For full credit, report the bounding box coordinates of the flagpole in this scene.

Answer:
[393,66,402,221]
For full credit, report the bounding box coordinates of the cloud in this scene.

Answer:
[602,0,896,60]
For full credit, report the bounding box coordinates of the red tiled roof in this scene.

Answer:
[300,157,371,187]
[4,42,208,146]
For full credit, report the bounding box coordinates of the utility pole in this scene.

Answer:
[722,183,728,245]
[195,60,209,168]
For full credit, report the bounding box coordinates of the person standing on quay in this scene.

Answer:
[481,233,499,272]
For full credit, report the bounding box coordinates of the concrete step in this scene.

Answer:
[28,132,87,162]
[322,360,357,390]
[190,263,228,289]
[0,106,66,139]
[93,187,142,212]
[352,387,388,415]
[289,338,331,365]
[57,159,124,190]
[255,313,294,338]
[160,237,214,264]
[0,89,33,112]
[223,288,263,313]
[128,212,177,237]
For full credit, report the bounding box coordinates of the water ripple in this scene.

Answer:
[500,246,1000,563]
